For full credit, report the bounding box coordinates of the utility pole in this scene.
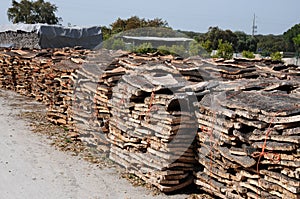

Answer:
[252,14,257,37]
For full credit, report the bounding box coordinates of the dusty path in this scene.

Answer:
[0,90,187,199]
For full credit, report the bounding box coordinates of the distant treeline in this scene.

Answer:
[102,16,300,56]
[5,0,300,56]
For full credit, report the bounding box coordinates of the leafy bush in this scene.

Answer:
[157,45,171,55]
[132,42,156,54]
[270,51,282,61]
[169,45,188,57]
[216,40,233,60]
[102,38,126,50]
[242,50,255,58]
[111,38,126,50]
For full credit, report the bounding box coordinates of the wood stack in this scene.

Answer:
[1,48,299,196]
[107,66,199,192]
[69,50,127,151]
[69,51,203,154]
[194,79,300,199]
[0,50,18,90]
[0,48,88,126]
[46,59,80,125]
[0,31,40,49]
[203,58,300,81]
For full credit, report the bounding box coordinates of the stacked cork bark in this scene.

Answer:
[69,50,126,151]
[108,69,198,192]
[193,61,300,198]
[0,48,299,198]
[0,48,88,126]
[0,31,40,49]
[46,59,80,125]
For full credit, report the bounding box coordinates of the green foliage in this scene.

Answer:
[178,30,204,41]
[189,40,209,57]
[111,38,126,50]
[104,16,168,39]
[7,0,61,24]
[293,34,300,52]
[216,40,233,60]
[132,42,156,54]
[189,40,202,56]
[242,50,255,58]
[169,45,188,57]
[201,40,213,53]
[283,23,300,51]
[101,26,112,41]
[235,31,258,52]
[130,42,208,58]
[157,45,171,55]
[102,38,126,50]
[270,51,282,61]
[197,27,237,51]
[293,34,300,45]
[256,34,287,55]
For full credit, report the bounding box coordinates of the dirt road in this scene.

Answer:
[0,90,187,199]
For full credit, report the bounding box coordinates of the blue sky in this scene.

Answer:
[1,0,299,35]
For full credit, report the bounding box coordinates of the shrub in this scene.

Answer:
[132,42,156,54]
[242,50,255,58]
[216,40,233,60]
[270,51,282,61]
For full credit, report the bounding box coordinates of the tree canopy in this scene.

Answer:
[110,16,168,34]
[102,16,169,40]
[7,0,61,24]
[194,27,237,52]
[283,23,300,51]
[293,34,300,53]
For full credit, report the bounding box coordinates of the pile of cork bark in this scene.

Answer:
[0,48,88,126]
[0,31,40,48]
[69,50,126,151]
[194,77,299,199]
[0,48,299,198]
[204,57,300,81]
[108,69,198,192]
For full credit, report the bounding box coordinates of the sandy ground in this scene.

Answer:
[0,89,188,199]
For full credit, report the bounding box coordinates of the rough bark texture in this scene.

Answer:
[0,48,299,198]
[0,31,40,49]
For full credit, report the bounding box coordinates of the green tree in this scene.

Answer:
[201,27,237,51]
[7,0,61,24]
[109,16,168,36]
[256,34,287,56]
[235,31,248,52]
[101,26,112,41]
[216,39,233,60]
[246,37,258,52]
[201,40,213,53]
[232,31,258,53]
[283,23,300,52]
[293,34,300,50]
